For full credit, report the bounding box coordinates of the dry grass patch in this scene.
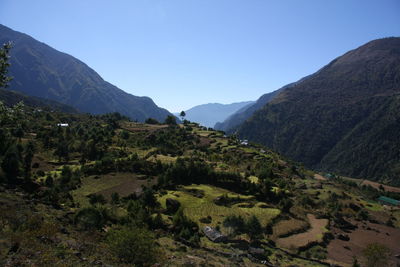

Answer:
[72,172,152,206]
[272,218,309,239]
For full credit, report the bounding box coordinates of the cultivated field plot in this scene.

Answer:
[147,154,177,164]
[158,184,281,227]
[328,220,400,266]
[120,122,168,133]
[272,218,309,239]
[276,214,328,249]
[72,172,152,206]
[343,177,400,193]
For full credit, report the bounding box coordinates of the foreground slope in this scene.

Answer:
[1,99,400,266]
[0,24,173,122]
[237,37,400,185]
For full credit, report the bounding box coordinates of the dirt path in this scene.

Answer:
[276,214,328,249]
[314,174,327,181]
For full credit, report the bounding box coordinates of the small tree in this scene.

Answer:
[1,145,21,183]
[111,192,120,204]
[74,207,105,230]
[362,243,390,267]
[246,215,263,241]
[141,187,158,210]
[107,226,161,265]
[279,198,293,213]
[164,115,177,125]
[145,118,159,124]
[23,141,35,181]
[54,141,69,162]
[179,111,186,121]
[223,215,245,235]
[352,257,361,267]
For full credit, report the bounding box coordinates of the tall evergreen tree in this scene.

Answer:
[1,145,21,183]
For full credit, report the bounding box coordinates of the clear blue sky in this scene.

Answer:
[1,0,399,112]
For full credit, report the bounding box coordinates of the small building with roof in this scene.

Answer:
[203,226,227,243]
[377,196,400,207]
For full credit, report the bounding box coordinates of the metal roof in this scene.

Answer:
[378,196,400,205]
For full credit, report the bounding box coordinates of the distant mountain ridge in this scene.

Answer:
[0,24,173,122]
[214,89,281,132]
[215,75,313,132]
[236,37,400,185]
[181,101,254,128]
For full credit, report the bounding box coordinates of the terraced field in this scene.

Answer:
[158,184,281,228]
[72,172,153,206]
[272,218,309,239]
[276,214,328,249]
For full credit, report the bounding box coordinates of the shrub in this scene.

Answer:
[223,215,245,235]
[246,215,263,240]
[145,118,159,124]
[74,207,105,230]
[107,226,161,265]
[111,192,120,204]
[363,243,390,267]
[89,194,107,205]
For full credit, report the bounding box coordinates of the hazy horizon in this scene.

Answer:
[1,0,399,112]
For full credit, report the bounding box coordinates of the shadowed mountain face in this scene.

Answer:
[214,75,313,133]
[214,88,283,132]
[181,101,254,128]
[237,37,400,184]
[0,88,78,113]
[0,24,173,122]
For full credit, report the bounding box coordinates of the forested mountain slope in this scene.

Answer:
[0,24,173,122]
[0,88,77,113]
[237,37,400,184]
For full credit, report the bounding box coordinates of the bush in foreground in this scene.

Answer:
[106,226,161,266]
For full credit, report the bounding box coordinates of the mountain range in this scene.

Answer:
[0,24,173,122]
[179,101,254,128]
[214,76,312,132]
[236,37,400,184]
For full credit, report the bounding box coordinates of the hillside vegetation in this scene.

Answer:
[1,34,400,267]
[1,99,400,266]
[237,37,400,185]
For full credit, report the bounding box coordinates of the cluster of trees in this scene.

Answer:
[223,214,266,241]
[157,157,248,193]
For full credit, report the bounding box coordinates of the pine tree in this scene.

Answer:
[246,215,262,240]
[1,145,21,183]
